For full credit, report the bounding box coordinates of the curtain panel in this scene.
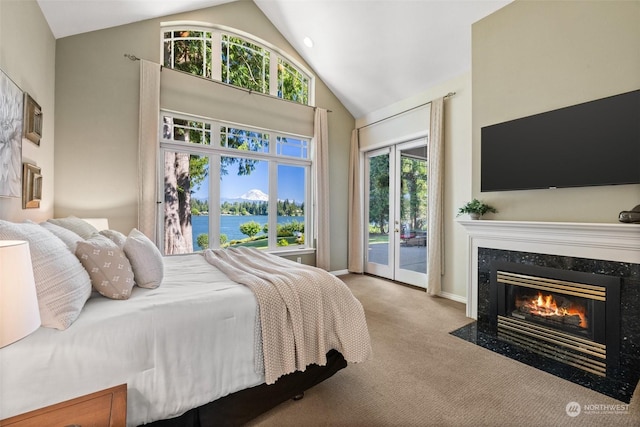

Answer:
[347,129,364,273]
[313,108,330,270]
[138,60,161,243]
[426,97,445,296]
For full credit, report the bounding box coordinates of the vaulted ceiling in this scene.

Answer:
[36,0,511,118]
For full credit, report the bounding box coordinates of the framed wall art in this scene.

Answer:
[22,162,42,209]
[23,93,42,145]
[0,68,24,198]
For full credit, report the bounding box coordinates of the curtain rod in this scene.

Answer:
[124,53,331,113]
[357,91,456,131]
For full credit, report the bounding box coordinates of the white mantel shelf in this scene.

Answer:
[457,220,640,319]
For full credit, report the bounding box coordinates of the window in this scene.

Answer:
[163,25,312,106]
[160,111,311,255]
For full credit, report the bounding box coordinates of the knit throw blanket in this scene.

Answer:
[203,247,372,385]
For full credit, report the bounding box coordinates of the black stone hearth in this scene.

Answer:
[451,248,640,403]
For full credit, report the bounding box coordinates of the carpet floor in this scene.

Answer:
[246,273,640,427]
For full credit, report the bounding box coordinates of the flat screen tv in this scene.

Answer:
[481,89,640,192]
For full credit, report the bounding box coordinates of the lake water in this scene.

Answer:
[191,215,303,248]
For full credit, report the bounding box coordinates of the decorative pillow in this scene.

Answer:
[47,216,98,239]
[76,235,135,300]
[39,221,84,253]
[99,229,127,248]
[0,220,92,330]
[123,228,164,289]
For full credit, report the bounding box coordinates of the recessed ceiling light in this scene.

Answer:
[303,37,314,48]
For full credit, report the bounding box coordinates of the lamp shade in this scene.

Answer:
[0,240,41,347]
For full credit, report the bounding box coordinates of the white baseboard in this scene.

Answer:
[330,269,350,276]
[439,290,467,304]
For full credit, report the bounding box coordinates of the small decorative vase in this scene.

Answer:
[469,213,480,220]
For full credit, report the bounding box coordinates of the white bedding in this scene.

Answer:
[0,254,264,426]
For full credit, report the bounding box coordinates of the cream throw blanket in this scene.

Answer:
[203,247,372,385]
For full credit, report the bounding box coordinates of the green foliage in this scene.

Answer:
[368,154,390,233]
[239,221,262,238]
[457,199,497,217]
[222,35,269,93]
[191,198,209,214]
[278,220,304,237]
[164,30,212,78]
[196,233,209,250]
[278,61,309,103]
[400,156,428,231]
[278,238,289,247]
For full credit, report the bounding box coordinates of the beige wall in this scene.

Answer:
[53,1,354,269]
[0,0,56,222]
[472,0,640,222]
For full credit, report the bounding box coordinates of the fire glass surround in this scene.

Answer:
[490,262,620,370]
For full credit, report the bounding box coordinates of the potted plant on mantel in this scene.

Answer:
[457,198,497,220]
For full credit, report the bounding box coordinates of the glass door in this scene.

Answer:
[365,147,393,279]
[365,139,427,287]
[394,140,427,286]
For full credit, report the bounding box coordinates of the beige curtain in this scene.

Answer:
[137,60,161,243]
[427,97,445,296]
[348,129,364,273]
[314,108,330,270]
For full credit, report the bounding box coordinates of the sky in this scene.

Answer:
[191,161,305,203]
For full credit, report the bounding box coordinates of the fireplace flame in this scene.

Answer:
[524,292,588,328]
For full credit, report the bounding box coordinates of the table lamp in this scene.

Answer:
[0,240,41,348]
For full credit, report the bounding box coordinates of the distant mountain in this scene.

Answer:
[240,189,269,201]
[220,189,269,204]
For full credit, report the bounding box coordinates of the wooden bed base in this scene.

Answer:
[142,350,347,427]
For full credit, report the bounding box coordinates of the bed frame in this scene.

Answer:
[144,350,347,426]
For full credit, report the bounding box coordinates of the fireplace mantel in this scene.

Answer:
[458,220,640,318]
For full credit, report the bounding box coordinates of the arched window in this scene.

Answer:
[162,25,312,106]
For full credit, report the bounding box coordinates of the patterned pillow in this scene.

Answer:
[47,216,98,239]
[0,220,92,330]
[123,228,164,289]
[76,235,135,300]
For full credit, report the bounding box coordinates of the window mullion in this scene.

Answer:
[210,152,221,249]
[211,30,222,81]
[269,51,278,97]
[268,161,278,250]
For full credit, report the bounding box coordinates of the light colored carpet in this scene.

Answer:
[247,274,639,427]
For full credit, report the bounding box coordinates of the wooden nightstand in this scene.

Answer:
[0,384,126,427]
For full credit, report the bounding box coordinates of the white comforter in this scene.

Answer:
[0,254,263,426]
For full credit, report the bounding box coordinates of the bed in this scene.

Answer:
[0,218,372,426]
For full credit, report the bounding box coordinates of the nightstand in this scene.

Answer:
[0,384,126,427]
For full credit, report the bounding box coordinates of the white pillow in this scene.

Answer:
[76,235,135,300]
[123,228,164,289]
[0,220,92,330]
[39,221,83,253]
[47,216,98,239]
[99,229,127,248]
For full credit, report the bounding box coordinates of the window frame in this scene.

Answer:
[160,22,315,107]
[159,109,314,255]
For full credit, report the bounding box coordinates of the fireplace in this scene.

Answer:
[453,220,640,402]
[490,262,621,377]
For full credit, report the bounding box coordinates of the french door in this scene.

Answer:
[364,139,428,287]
